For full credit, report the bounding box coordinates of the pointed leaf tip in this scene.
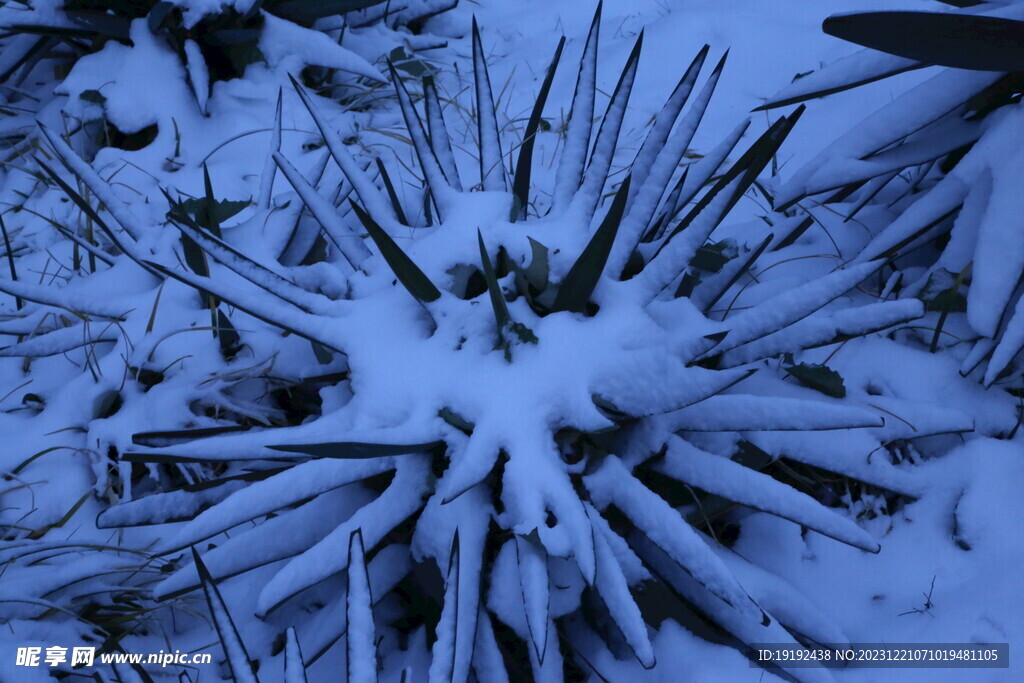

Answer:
[553,175,632,313]
[349,200,441,303]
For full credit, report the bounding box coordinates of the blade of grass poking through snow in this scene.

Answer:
[32,158,129,257]
[574,31,643,224]
[285,627,308,683]
[642,166,688,243]
[0,214,21,309]
[478,231,510,344]
[823,11,1024,71]
[0,277,128,319]
[257,88,283,211]
[584,456,763,621]
[375,158,408,225]
[164,190,223,341]
[346,529,377,683]
[423,75,462,191]
[192,548,260,683]
[755,47,920,111]
[670,119,751,221]
[273,0,386,24]
[139,260,344,352]
[154,460,397,553]
[471,17,507,192]
[697,260,885,359]
[553,176,630,313]
[552,3,601,212]
[0,326,118,358]
[511,36,566,220]
[654,107,804,263]
[388,61,455,218]
[429,516,485,683]
[349,200,441,303]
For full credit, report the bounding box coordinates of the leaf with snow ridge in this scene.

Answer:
[193,548,259,683]
[551,3,600,211]
[346,529,377,683]
[656,395,882,432]
[472,17,507,192]
[658,436,878,551]
[585,456,761,621]
[284,627,307,683]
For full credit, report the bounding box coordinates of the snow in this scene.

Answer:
[2,0,1024,681]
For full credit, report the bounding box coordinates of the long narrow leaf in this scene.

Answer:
[388,62,454,217]
[553,176,630,313]
[346,529,378,683]
[472,17,507,192]
[512,36,566,219]
[823,11,1024,72]
[349,200,441,303]
[574,31,643,223]
[193,548,260,683]
[423,75,462,191]
[552,3,601,212]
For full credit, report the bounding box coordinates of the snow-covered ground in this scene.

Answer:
[0,0,1021,681]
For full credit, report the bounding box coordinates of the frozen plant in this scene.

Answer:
[16,5,953,681]
[760,2,1024,387]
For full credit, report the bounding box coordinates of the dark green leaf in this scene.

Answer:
[80,89,106,105]
[478,230,512,333]
[439,407,475,434]
[216,309,242,359]
[823,11,1024,72]
[147,1,175,33]
[375,157,408,225]
[265,440,445,458]
[348,201,442,303]
[192,548,261,683]
[552,175,631,313]
[132,426,250,447]
[919,268,968,313]
[522,238,550,293]
[512,36,565,220]
[310,340,333,365]
[690,240,736,273]
[783,356,847,398]
[478,231,539,358]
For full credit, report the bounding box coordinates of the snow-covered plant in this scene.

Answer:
[0,0,453,86]
[760,3,1024,386]
[6,5,947,680]
[0,0,453,171]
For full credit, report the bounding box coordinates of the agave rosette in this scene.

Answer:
[11,6,953,680]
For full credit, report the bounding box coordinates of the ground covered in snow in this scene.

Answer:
[1,0,1022,681]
